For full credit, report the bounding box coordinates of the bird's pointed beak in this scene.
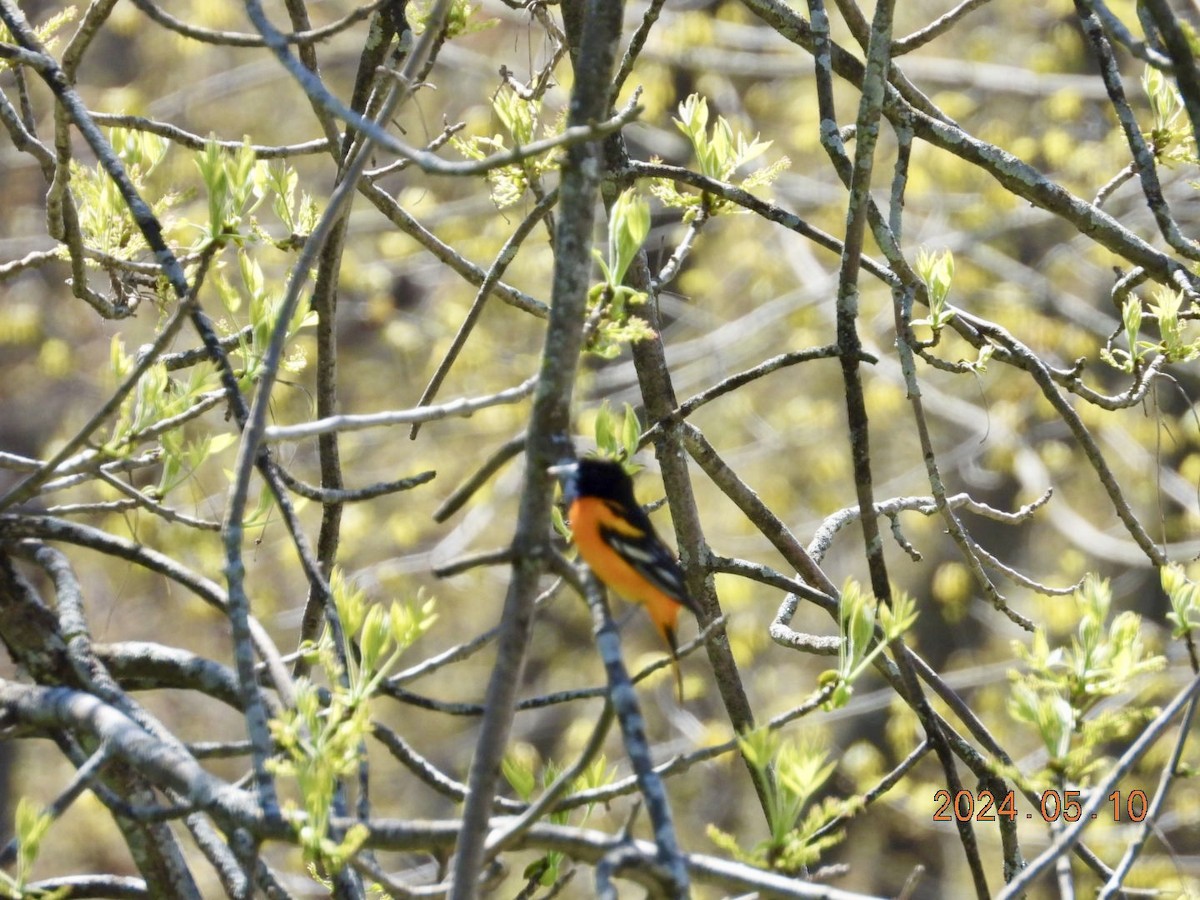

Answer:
[547,461,578,479]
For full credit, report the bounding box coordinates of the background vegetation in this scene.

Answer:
[0,0,1199,897]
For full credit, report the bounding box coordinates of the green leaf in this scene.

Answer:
[388,593,438,650]
[330,568,368,641]
[913,248,956,331]
[621,404,642,459]
[594,401,615,453]
[1148,287,1199,362]
[736,726,780,774]
[673,93,785,185]
[551,503,570,539]
[571,754,614,794]
[195,139,230,239]
[14,798,53,887]
[1163,563,1200,637]
[879,590,918,640]
[1121,297,1143,363]
[838,579,874,678]
[494,87,536,145]
[359,604,389,677]
[502,744,539,801]
[604,188,650,288]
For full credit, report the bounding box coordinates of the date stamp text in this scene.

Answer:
[933,789,1148,823]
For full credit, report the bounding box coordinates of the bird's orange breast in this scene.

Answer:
[568,496,684,638]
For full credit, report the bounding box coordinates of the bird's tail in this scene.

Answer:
[663,624,684,702]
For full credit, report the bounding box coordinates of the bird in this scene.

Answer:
[549,457,703,698]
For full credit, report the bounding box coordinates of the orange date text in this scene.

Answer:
[933,789,1148,823]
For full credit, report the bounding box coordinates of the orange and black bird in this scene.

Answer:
[550,457,703,698]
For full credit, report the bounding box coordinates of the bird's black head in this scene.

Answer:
[551,457,637,506]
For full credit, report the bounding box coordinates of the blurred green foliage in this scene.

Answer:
[2,0,1200,895]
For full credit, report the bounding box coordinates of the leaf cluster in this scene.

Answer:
[650,95,790,221]
[709,729,847,875]
[270,571,437,870]
[1009,575,1166,783]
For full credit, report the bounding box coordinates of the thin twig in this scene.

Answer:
[264,376,538,442]
[409,190,558,439]
[1097,690,1200,898]
[433,433,526,523]
[892,0,993,55]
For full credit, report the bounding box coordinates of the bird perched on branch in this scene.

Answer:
[550,457,702,698]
